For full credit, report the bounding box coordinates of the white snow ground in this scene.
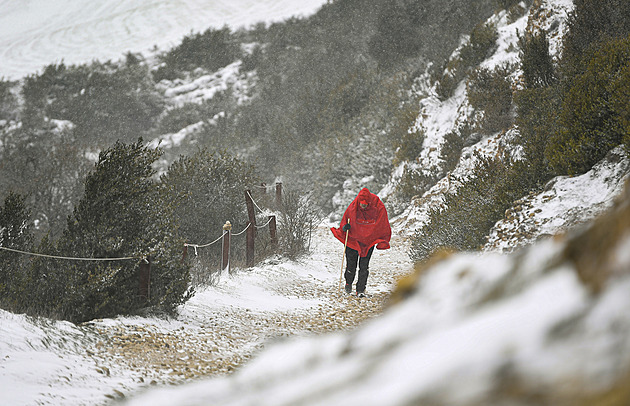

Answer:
[0,0,328,80]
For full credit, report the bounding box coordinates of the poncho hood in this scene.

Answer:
[331,188,391,256]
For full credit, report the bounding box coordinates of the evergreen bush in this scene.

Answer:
[156,26,240,80]
[410,152,522,261]
[392,105,424,167]
[433,57,467,101]
[0,79,18,121]
[547,36,630,175]
[440,130,465,174]
[434,22,498,101]
[562,0,630,79]
[47,140,190,322]
[158,104,206,135]
[518,30,556,89]
[513,85,560,184]
[459,22,498,68]
[21,61,164,147]
[0,125,90,240]
[241,44,264,72]
[396,166,439,201]
[161,149,260,273]
[467,64,515,134]
[0,193,34,311]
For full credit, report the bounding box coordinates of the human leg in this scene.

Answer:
[356,246,374,294]
[344,246,359,289]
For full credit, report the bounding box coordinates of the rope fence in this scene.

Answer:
[181,182,282,273]
[1,181,285,302]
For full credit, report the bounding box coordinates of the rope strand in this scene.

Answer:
[255,216,274,229]
[185,231,226,249]
[231,222,251,236]
[246,190,265,214]
[0,246,137,261]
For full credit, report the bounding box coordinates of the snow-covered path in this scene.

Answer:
[0,224,413,405]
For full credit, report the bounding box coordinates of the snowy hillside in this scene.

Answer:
[0,0,328,80]
[2,0,630,405]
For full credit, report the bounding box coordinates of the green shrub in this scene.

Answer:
[440,130,465,174]
[434,58,466,101]
[0,79,18,121]
[396,165,439,201]
[513,85,560,183]
[241,44,264,72]
[0,125,90,240]
[21,61,164,147]
[44,140,190,322]
[518,30,556,89]
[547,35,630,175]
[156,26,240,79]
[459,22,498,68]
[158,103,206,134]
[392,103,424,167]
[161,148,260,272]
[410,152,524,261]
[506,2,528,24]
[562,0,630,78]
[0,193,34,311]
[467,64,515,133]
[434,22,498,101]
[321,68,377,128]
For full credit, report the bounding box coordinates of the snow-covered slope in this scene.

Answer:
[387,0,579,241]
[0,0,328,80]
[485,146,630,252]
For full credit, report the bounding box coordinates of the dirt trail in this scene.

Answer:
[85,226,413,394]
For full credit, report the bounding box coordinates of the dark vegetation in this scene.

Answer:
[1,0,627,319]
[411,0,630,261]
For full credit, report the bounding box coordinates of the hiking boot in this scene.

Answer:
[345,283,352,294]
[357,291,366,298]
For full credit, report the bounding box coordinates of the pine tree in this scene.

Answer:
[518,30,556,89]
[54,139,190,321]
[0,192,33,310]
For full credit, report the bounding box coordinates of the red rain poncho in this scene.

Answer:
[331,188,391,257]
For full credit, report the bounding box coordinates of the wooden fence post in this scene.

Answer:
[181,245,188,264]
[222,221,232,273]
[245,190,256,267]
[275,182,283,209]
[139,256,151,301]
[269,215,278,249]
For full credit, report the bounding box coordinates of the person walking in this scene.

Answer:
[331,188,391,296]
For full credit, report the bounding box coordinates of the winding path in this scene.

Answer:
[85,225,413,398]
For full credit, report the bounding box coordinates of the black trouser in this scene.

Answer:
[345,246,374,293]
